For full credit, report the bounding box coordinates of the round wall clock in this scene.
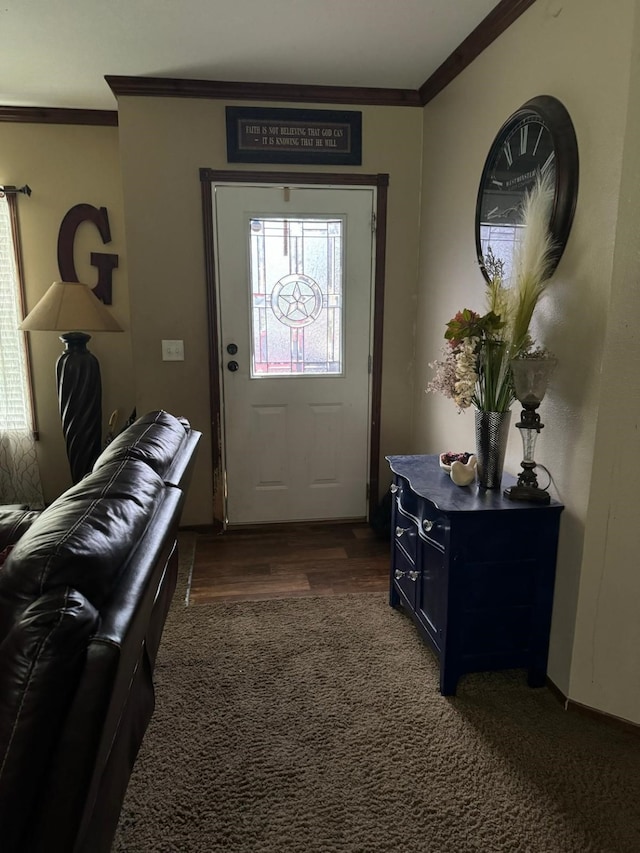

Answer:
[475,95,579,282]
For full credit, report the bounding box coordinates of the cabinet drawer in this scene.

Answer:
[391,476,415,510]
[417,538,444,646]
[394,482,447,550]
[392,540,419,607]
[394,502,419,565]
[418,507,447,549]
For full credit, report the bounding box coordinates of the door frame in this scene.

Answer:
[200,169,389,529]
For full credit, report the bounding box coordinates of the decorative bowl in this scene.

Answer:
[439,451,473,473]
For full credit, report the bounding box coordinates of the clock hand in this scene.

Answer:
[486,205,520,221]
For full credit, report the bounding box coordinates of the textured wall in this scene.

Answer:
[414,0,638,717]
[568,1,640,722]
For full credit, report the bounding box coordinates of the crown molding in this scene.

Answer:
[0,106,118,126]
[106,0,536,109]
[1,0,537,120]
[419,0,538,104]
[105,76,421,108]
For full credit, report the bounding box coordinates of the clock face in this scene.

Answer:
[478,115,555,227]
[475,96,579,282]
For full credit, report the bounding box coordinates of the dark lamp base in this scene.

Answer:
[503,484,551,504]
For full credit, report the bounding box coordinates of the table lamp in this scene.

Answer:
[20,281,122,483]
[503,355,557,504]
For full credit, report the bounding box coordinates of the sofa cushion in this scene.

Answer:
[0,459,165,641]
[0,508,43,552]
[93,410,189,480]
[0,586,98,850]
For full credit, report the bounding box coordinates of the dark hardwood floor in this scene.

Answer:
[188,521,390,604]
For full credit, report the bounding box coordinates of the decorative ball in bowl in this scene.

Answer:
[439,451,474,473]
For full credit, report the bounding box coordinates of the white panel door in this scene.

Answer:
[213,184,375,525]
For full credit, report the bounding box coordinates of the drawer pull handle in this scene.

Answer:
[395,569,419,582]
[390,484,399,494]
[396,526,409,538]
[423,519,434,532]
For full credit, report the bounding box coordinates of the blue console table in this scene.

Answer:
[386,454,563,695]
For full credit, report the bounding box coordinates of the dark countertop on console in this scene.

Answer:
[386,454,563,514]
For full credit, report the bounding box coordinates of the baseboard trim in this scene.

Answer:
[180,523,223,535]
[546,676,639,735]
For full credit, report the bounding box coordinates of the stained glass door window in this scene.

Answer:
[249,217,343,377]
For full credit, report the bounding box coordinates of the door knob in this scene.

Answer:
[227,360,239,372]
[227,343,238,355]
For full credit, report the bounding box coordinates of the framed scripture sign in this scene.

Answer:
[225,107,362,165]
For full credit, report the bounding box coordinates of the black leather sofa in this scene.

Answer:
[0,410,201,853]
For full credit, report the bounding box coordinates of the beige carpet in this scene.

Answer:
[113,534,640,852]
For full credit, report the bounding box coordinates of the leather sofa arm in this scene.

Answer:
[93,410,193,483]
[0,508,42,552]
[0,587,98,852]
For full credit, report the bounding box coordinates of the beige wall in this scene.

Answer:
[115,98,423,526]
[415,0,639,719]
[569,2,640,722]
[1,123,134,503]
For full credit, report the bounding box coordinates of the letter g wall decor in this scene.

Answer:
[57,203,119,303]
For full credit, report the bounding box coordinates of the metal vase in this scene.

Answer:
[474,409,511,489]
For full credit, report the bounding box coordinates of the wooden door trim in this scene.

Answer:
[200,169,389,527]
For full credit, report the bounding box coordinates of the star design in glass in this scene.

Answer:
[279,282,315,320]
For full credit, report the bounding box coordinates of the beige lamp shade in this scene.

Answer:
[20,281,123,332]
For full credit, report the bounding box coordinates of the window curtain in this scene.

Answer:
[0,191,44,507]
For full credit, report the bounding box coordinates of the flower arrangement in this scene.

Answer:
[427,172,557,413]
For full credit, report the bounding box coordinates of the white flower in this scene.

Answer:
[453,339,478,409]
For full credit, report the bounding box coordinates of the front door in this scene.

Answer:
[213,184,375,525]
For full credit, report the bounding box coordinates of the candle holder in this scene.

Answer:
[503,355,557,504]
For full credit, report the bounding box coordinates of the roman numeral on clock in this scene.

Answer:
[532,125,544,157]
[541,151,555,177]
[520,125,529,155]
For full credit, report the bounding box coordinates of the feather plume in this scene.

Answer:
[427,171,558,412]
[508,173,557,352]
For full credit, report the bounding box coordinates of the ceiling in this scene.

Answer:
[1,0,500,111]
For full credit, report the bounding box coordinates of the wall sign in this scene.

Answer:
[57,203,119,304]
[226,107,362,165]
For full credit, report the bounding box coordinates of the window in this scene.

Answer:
[0,190,42,505]
[249,216,344,377]
[0,194,35,431]
[478,223,525,285]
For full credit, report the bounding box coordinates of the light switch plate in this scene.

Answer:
[162,339,184,361]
